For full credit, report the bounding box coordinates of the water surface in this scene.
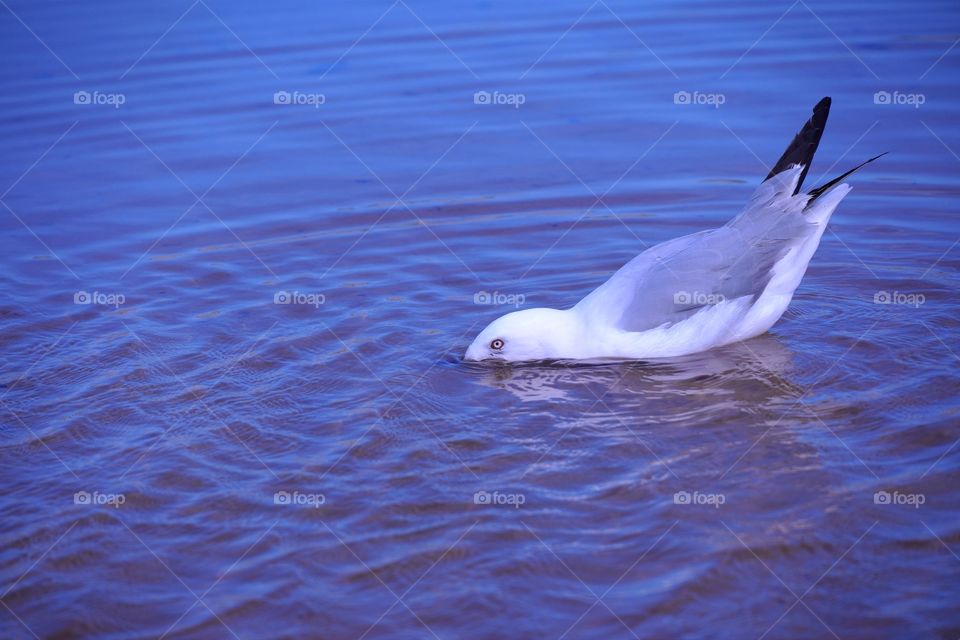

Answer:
[1,0,959,638]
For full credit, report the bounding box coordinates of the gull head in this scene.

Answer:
[464,307,582,362]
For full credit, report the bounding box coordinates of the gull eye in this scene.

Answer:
[490,338,505,350]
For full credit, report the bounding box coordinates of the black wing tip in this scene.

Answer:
[807,151,889,200]
[764,97,833,193]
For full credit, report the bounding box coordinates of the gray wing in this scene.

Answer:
[605,226,795,332]
[576,167,815,332]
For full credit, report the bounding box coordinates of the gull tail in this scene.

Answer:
[764,96,831,195]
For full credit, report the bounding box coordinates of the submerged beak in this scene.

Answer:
[463,341,484,361]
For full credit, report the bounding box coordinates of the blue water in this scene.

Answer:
[1,0,959,638]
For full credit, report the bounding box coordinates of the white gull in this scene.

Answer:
[465,97,884,362]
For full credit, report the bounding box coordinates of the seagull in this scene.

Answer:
[465,97,884,362]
